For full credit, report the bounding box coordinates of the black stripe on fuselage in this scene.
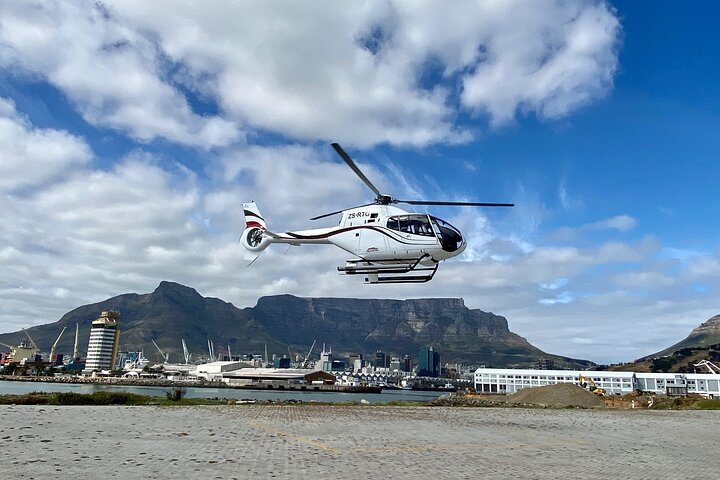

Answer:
[284,225,437,246]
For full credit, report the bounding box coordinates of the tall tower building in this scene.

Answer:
[418,347,440,377]
[374,350,387,368]
[83,310,120,374]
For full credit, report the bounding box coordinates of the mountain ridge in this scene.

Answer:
[1,281,592,368]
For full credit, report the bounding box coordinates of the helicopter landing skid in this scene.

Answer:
[337,254,439,284]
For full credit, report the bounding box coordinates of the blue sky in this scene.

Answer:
[1,1,718,364]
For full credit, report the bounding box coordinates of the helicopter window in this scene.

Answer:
[430,216,464,252]
[388,215,434,236]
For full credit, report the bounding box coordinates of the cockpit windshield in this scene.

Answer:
[430,216,464,252]
[386,215,435,237]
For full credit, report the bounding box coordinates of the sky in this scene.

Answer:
[1,1,719,365]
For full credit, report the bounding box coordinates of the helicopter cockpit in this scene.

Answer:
[430,216,464,252]
[386,214,464,252]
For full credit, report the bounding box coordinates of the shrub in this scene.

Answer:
[165,387,187,401]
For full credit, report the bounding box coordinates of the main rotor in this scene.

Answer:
[310,143,514,220]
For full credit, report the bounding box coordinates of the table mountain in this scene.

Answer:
[1,281,592,368]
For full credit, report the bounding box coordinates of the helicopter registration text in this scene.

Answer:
[347,211,372,219]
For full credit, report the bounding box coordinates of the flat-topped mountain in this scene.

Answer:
[0,281,592,368]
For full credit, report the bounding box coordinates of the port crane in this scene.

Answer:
[49,327,67,364]
[151,339,169,363]
[694,359,720,374]
[181,338,191,364]
[302,340,317,369]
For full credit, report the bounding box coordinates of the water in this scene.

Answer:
[0,380,448,404]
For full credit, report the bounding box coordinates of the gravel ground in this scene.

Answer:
[1,404,717,479]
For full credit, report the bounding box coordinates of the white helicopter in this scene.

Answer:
[241,143,513,284]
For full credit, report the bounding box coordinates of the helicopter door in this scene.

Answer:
[356,224,389,258]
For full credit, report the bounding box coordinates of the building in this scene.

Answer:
[537,358,556,370]
[348,353,364,372]
[83,310,120,374]
[389,356,401,371]
[418,347,440,377]
[402,354,413,373]
[318,344,333,372]
[374,350,387,368]
[474,367,720,398]
[273,356,291,368]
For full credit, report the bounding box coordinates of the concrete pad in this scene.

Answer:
[0,405,716,479]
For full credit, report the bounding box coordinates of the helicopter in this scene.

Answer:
[241,143,513,284]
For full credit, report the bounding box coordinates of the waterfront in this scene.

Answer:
[0,380,446,403]
[2,403,717,479]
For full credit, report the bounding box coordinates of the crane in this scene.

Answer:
[72,323,79,359]
[23,329,37,349]
[49,327,67,364]
[151,339,169,363]
[181,338,191,364]
[302,340,317,369]
[694,359,720,374]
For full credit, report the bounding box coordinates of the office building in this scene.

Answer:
[83,310,120,373]
[418,347,440,377]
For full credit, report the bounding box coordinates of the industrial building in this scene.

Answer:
[83,310,120,374]
[191,361,336,386]
[474,368,720,398]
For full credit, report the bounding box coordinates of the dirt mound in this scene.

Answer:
[507,383,604,408]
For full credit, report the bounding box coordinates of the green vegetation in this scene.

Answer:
[0,391,224,406]
[648,396,720,410]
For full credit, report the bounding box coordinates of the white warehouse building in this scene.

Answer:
[474,368,720,398]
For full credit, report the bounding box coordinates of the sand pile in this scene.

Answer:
[506,383,604,408]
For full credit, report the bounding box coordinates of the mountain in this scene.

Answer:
[655,314,720,356]
[0,282,285,364]
[606,314,720,373]
[0,281,593,368]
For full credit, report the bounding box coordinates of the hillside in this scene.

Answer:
[0,281,593,368]
[606,314,720,373]
[656,314,720,356]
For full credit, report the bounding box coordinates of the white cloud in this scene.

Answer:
[0,1,241,148]
[554,214,638,241]
[460,1,620,125]
[589,215,637,232]
[0,97,91,191]
[0,1,621,148]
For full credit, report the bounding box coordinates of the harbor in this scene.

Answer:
[0,380,446,404]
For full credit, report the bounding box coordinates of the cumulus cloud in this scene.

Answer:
[0,97,91,191]
[0,1,241,148]
[1,1,621,148]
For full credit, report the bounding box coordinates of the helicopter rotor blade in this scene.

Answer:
[399,200,515,207]
[331,143,382,199]
[310,203,376,221]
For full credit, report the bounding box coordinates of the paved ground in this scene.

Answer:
[1,404,717,479]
